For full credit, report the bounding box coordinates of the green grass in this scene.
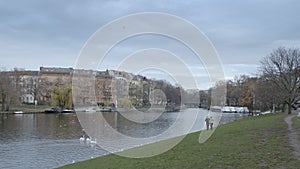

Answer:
[292,115,300,130]
[9,104,49,113]
[60,113,300,169]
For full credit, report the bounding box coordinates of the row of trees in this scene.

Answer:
[0,71,15,111]
[0,69,26,111]
[204,47,300,114]
[226,75,257,109]
[118,78,183,108]
[260,47,300,114]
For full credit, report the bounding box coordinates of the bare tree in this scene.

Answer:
[0,71,16,111]
[260,47,300,114]
[37,77,52,103]
[11,68,22,104]
[255,77,283,112]
[26,77,38,101]
[226,80,242,106]
[199,90,210,108]
[211,80,227,106]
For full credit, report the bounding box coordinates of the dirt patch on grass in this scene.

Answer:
[284,115,300,160]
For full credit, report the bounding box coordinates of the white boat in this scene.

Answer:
[62,109,75,113]
[221,106,249,113]
[222,106,236,113]
[209,106,222,112]
[84,107,97,112]
[235,107,249,113]
[13,111,24,114]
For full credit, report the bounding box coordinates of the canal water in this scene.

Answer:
[0,108,246,169]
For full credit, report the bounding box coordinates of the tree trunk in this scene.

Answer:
[5,103,9,111]
[288,103,292,114]
[1,94,5,111]
[288,100,293,114]
[285,100,293,114]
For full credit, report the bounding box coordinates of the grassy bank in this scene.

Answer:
[1,104,48,113]
[60,113,300,169]
[292,115,300,130]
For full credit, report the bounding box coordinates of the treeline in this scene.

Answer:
[259,47,300,114]
[201,75,268,112]
[113,78,198,109]
[0,69,35,111]
[201,47,300,114]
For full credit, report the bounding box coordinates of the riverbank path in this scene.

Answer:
[284,114,300,160]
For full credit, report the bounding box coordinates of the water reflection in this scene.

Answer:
[108,111,177,138]
[0,113,82,141]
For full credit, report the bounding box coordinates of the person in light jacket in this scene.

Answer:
[209,116,214,130]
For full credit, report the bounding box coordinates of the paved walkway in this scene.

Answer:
[284,115,300,160]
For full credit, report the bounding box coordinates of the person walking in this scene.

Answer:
[205,116,210,130]
[209,116,214,130]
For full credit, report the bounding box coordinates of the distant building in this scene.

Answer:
[72,69,114,107]
[19,71,39,104]
[37,67,73,102]
[2,70,39,104]
[72,69,96,106]
[95,70,113,106]
[22,94,35,104]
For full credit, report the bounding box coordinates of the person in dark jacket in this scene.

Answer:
[205,116,210,130]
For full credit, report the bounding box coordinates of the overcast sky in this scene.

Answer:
[1,0,300,89]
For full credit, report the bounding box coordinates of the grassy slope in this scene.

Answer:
[6,104,48,113]
[61,114,300,169]
[293,115,300,130]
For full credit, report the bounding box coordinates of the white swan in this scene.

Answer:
[79,135,85,141]
[86,137,91,143]
[90,138,97,144]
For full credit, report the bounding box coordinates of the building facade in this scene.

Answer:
[2,67,184,108]
[37,67,73,102]
[19,71,39,104]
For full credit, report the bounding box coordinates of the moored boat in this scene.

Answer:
[62,109,75,113]
[13,111,24,114]
[44,107,59,113]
